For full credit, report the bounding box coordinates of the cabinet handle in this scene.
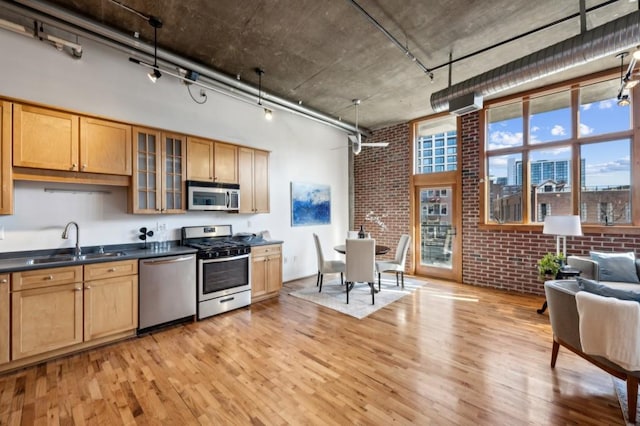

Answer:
[0,279,7,284]
[85,285,91,290]
[45,275,54,280]
[82,163,87,170]
[71,163,77,170]
[74,287,82,292]
[108,268,116,272]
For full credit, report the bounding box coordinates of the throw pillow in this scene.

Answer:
[589,251,640,283]
[577,277,640,302]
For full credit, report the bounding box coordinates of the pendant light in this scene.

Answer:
[255,67,273,120]
[147,16,162,82]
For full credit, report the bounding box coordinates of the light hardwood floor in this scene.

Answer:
[0,276,625,425]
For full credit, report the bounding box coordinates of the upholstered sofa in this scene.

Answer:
[545,254,640,423]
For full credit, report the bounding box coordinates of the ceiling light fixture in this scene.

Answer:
[616,51,635,107]
[255,67,273,120]
[147,16,162,82]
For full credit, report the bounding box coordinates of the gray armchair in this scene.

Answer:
[545,279,640,422]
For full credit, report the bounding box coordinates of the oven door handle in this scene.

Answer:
[226,191,230,208]
[200,253,249,263]
[142,256,195,265]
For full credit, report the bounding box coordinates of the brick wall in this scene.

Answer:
[354,123,413,271]
[354,113,640,296]
[459,112,640,295]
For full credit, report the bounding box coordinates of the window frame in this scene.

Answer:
[479,70,640,234]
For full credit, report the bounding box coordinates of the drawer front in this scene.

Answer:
[12,266,83,291]
[251,244,281,257]
[84,260,137,281]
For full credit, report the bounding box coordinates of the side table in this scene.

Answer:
[537,267,581,314]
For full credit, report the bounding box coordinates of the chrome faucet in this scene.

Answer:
[62,221,81,256]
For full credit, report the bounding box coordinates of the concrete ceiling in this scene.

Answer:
[6,0,640,129]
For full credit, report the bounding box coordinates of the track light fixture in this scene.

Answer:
[147,16,162,83]
[616,50,639,106]
[255,67,265,106]
[255,67,273,120]
[618,94,631,107]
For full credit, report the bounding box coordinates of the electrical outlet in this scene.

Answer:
[283,256,288,264]
[247,220,251,228]
[0,225,4,240]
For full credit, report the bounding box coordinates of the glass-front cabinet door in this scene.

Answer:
[131,127,186,214]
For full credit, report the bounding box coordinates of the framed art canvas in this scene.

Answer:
[291,182,331,226]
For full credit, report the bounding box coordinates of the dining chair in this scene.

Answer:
[313,233,345,292]
[347,231,359,239]
[376,234,411,289]
[345,238,376,305]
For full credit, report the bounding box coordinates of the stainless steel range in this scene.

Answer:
[181,225,251,320]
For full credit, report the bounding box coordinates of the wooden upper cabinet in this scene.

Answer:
[238,147,269,213]
[214,142,238,183]
[80,117,132,175]
[13,104,79,171]
[13,104,132,176]
[238,147,254,213]
[186,137,238,183]
[186,136,214,182]
[131,127,162,213]
[253,149,270,213]
[0,102,12,215]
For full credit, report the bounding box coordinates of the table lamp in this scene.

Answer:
[542,215,583,261]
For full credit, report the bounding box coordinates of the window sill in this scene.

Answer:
[478,223,640,235]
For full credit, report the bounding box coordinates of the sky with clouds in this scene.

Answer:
[487,97,630,187]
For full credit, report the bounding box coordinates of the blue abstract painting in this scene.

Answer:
[291,182,331,226]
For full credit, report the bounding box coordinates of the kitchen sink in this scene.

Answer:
[79,251,127,260]
[27,255,77,264]
[25,251,127,265]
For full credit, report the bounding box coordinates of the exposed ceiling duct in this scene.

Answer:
[1,0,363,135]
[430,9,640,113]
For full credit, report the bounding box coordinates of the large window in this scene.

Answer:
[484,77,634,226]
[415,116,457,174]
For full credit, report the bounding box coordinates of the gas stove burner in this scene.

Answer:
[181,225,251,259]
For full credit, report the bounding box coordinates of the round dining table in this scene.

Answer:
[333,244,390,255]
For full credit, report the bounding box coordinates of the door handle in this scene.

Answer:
[142,256,194,265]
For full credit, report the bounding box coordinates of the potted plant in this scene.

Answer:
[537,252,564,280]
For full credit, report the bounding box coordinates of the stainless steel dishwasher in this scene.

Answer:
[138,254,196,333]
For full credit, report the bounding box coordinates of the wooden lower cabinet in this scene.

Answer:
[11,283,83,360]
[251,244,283,302]
[0,274,9,364]
[9,261,138,365]
[84,261,138,341]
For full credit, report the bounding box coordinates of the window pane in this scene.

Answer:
[580,139,631,224]
[530,91,571,144]
[415,116,457,174]
[579,79,631,137]
[488,153,522,223]
[529,146,572,222]
[487,102,523,150]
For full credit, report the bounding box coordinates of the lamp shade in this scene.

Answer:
[542,215,583,236]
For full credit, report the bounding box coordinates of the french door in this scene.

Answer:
[414,183,461,281]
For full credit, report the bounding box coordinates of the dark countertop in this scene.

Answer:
[248,239,284,247]
[0,244,197,274]
[0,238,284,274]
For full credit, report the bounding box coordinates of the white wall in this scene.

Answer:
[0,30,350,282]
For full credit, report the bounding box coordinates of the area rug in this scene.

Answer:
[288,276,425,319]
[613,377,640,425]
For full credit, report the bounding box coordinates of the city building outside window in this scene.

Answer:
[484,77,634,226]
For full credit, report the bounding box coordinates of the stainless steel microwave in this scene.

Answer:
[187,181,240,212]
